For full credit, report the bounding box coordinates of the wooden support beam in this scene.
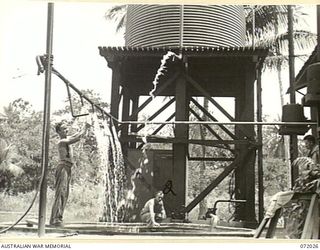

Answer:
[265,208,282,238]
[119,72,180,128]
[188,77,252,138]
[189,108,234,153]
[301,194,319,239]
[186,75,235,121]
[173,74,189,212]
[253,217,270,238]
[129,95,139,148]
[121,86,131,153]
[137,112,175,150]
[190,97,237,140]
[137,98,175,132]
[151,113,175,136]
[110,62,121,125]
[234,63,257,225]
[182,149,253,213]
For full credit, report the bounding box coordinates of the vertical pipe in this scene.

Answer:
[288,5,299,185]
[179,5,184,50]
[316,6,320,189]
[317,5,320,62]
[256,68,264,223]
[38,2,54,237]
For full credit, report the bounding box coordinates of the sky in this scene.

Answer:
[0,1,318,120]
[0,0,124,113]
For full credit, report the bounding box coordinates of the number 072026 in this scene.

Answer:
[300,244,319,248]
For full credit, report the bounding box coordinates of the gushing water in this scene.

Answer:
[149,51,181,98]
[88,113,126,222]
[70,52,180,223]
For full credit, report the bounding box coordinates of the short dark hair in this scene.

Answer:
[55,122,63,133]
[155,190,164,196]
[304,135,316,144]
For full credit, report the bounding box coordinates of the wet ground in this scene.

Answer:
[0,221,256,239]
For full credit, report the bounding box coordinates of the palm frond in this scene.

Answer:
[105,5,127,33]
[105,5,127,20]
[0,138,10,164]
[252,29,316,54]
[0,139,24,176]
[263,55,288,72]
[246,5,288,35]
[116,14,126,32]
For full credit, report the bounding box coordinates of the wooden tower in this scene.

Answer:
[99,46,268,227]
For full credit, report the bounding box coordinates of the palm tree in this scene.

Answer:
[246,5,316,164]
[0,104,25,177]
[0,138,23,177]
[246,5,316,105]
[105,5,127,33]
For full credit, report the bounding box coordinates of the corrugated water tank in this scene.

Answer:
[125,5,246,47]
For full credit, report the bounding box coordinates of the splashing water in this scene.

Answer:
[113,131,153,222]
[88,113,126,223]
[149,51,181,99]
[70,52,181,222]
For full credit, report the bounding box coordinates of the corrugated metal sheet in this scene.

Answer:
[125,5,246,47]
[98,46,269,56]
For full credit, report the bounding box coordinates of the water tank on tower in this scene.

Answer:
[125,5,246,47]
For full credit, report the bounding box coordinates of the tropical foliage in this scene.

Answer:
[104,4,127,32]
[0,4,317,230]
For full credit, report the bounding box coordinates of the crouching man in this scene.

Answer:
[140,190,166,227]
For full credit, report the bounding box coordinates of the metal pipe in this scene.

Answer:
[179,5,184,50]
[256,68,264,223]
[212,199,246,215]
[51,68,117,121]
[120,121,317,125]
[317,5,320,62]
[38,2,54,237]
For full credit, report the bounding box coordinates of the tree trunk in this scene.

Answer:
[277,63,287,160]
[277,62,291,188]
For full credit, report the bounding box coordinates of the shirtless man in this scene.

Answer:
[140,191,166,227]
[49,121,90,227]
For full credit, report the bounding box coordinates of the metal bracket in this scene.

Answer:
[64,81,89,118]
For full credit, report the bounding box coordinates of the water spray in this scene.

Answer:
[149,51,182,99]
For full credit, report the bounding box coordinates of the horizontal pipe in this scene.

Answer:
[121,136,255,145]
[188,157,235,161]
[120,121,317,126]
